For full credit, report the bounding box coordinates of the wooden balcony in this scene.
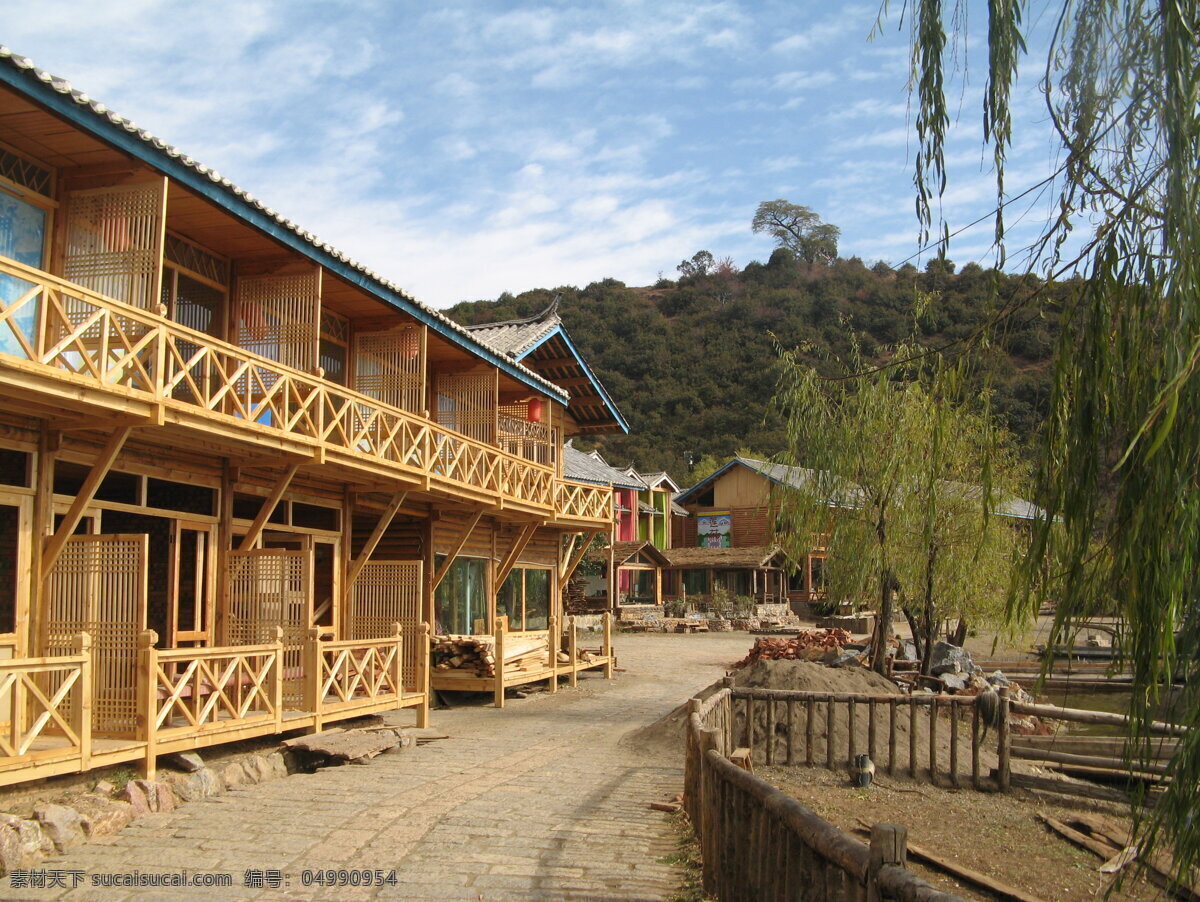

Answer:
[0,257,609,525]
[553,478,614,527]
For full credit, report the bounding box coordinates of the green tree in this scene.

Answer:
[752,200,840,265]
[899,0,1200,872]
[772,332,1025,675]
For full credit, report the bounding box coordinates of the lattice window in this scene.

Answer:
[498,403,553,464]
[44,534,147,737]
[435,373,495,443]
[62,181,166,310]
[164,233,229,286]
[236,270,319,373]
[355,327,423,413]
[225,549,310,707]
[0,145,53,198]
[348,561,422,639]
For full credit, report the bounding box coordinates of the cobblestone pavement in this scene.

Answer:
[5,633,750,902]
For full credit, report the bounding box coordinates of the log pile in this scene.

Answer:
[431,634,549,677]
[732,629,853,668]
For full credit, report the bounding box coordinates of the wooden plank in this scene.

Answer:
[347,492,407,586]
[41,426,132,575]
[430,510,483,591]
[237,463,299,551]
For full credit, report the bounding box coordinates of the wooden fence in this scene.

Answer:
[728,688,1004,791]
[685,687,961,901]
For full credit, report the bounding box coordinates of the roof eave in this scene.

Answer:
[519,325,630,434]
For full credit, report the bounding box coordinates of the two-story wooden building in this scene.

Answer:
[0,49,621,783]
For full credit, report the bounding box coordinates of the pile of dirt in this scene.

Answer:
[732,659,899,695]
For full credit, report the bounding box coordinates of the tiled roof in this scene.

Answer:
[671,501,690,517]
[562,441,645,490]
[0,48,568,404]
[661,544,787,569]
[461,300,561,359]
[587,540,671,568]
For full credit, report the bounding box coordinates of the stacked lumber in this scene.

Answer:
[732,629,853,668]
[431,634,549,677]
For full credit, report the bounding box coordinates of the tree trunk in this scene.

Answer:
[871,569,896,674]
[951,618,968,647]
[920,612,937,676]
[902,606,923,662]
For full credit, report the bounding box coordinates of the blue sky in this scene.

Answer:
[2,1,1068,308]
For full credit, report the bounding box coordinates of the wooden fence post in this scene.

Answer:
[494,616,507,709]
[271,626,284,733]
[137,629,158,780]
[567,616,578,688]
[866,823,907,902]
[547,615,559,694]
[417,622,431,728]
[74,632,92,771]
[304,626,321,732]
[997,686,1011,791]
[602,611,614,678]
[391,622,403,709]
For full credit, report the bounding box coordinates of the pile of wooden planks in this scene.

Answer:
[431,634,548,677]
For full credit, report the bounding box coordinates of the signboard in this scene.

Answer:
[697,511,732,548]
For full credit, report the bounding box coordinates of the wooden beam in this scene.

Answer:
[430,510,483,591]
[347,492,407,586]
[41,426,132,576]
[237,463,299,551]
[495,522,539,588]
[560,530,599,584]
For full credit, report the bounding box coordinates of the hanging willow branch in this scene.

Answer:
[892,0,1200,882]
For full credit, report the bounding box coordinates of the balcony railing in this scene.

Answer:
[0,256,582,515]
[555,479,613,522]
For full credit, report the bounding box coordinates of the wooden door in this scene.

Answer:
[44,534,148,736]
[349,560,422,691]
[224,548,311,707]
[167,521,215,647]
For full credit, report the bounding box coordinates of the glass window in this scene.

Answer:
[683,569,709,595]
[631,569,655,604]
[523,568,549,631]
[497,568,521,629]
[0,190,46,359]
[434,556,488,635]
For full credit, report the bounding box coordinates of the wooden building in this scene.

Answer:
[0,50,621,783]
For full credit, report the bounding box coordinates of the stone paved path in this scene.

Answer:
[4,633,749,902]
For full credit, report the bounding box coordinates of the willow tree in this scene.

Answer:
[772,337,1025,675]
[895,0,1200,874]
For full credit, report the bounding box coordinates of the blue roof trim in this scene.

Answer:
[0,60,568,406]
[519,325,630,433]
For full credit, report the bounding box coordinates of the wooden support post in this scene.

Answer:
[137,629,158,780]
[547,615,558,694]
[391,622,403,710]
[272,626,284,732]
[929,697,939,785]
[493,616,507,709]
[826,697,835,770]
[431,510,483,591]
[786,699,795,765]
[496,522,538,588]
[238,463,299,552]
[559,529,596,584]
[868,699,877,767]
[75,632,92,771]
[305,627,322,733]
[909,699,918,778]
[347,492,407,587]
[766,697,776,765]
[805,696,815,767]
[866,824,907,902]
[568,615,578,688]
[416,621,431,728]
[602,612,614,678]
[997,686,1011,791]
[42,426,132,575]
[847,698,857,769]
[971,699,982,790]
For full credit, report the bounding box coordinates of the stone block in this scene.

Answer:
[33,803,85,852]
[118,781,151,817]
[164,767,222,802]
[72,795,135,838]
[164,751,205,772]
[219,760,253,789]
[0,815,51,874]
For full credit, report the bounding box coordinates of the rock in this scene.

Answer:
[92,780,116,797]
[249,755,274,783]
[265,751,289,779]
[0,815,51,874]
[986,670,1011,688]
[930,641,973,676]
[165,767,222,802]
[118,781,152,817]
[165,751,205,772]
[33,803,85,852]
[938,673,968,692]
[72,795,134,838]
[148,781,178,813]
[899,639,919,662]
[826,649,864,668]
[219,761,254,789]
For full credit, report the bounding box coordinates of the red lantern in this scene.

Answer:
[527,398,543,422]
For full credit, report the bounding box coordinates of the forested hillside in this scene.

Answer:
[447,253,1065,481]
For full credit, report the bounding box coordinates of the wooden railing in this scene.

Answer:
[498,415,555,466]
[0,257,595,518]
[0,635,92,773]
[686,688,961,901]
[555,479,613,522]
[141,629,283,756]
[306,624,430,730]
